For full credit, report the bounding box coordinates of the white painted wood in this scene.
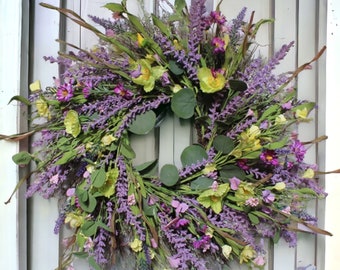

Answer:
[28,1,61,270]
[0,1,28,269]
[325,1,340,270]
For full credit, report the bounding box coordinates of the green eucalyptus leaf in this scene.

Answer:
[229,80,248,92]
[180,144,208,167]
[91,168,106,188]
[128,110,156,135]
[12,151,32,165]
[143,198,157,217]
[190,176,214,190]
[213,135,234,154]
[220,165,246,182]
[171,88,196,119]
[160,164,179,187]
[169,60,184,75]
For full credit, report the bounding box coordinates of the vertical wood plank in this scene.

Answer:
[28,1,61,270]
[296,0,318,268]
[0,1,25,269]
[272,1,298,270]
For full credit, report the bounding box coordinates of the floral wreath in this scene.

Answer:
[3,0,331,269]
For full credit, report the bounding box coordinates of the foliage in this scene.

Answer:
[4,0,330,269]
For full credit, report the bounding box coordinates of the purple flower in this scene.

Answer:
[290,139,306,162]
[229,177,241,190]
[262,190,275,204]
[82,81,92,98]
[56,83,74,102]
[210,11,227,25]
[260,150,279,166]
[212,37,225,53]
[193,235,211,252]
[175,218,190,228]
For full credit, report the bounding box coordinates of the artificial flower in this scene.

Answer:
[239,245,256,264]
[197,67,226,93]
[197,183,230,213]
[129,238,143,252]
[222,245,232,259]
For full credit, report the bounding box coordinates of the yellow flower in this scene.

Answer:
[172,84,182,93]
[65,212,84,228]
[235,182,255,206]
[197,67,226,93]
[237,125,262,155]
[239,245,256,264]
[295,107,308,119]
[303,168,315,179]
[64,110,81,138]
[274,182,286,191]
[222,245,232,259]
[275,114,287,125]
[132,59,166,92]
[197,183,230,213]
[35,98,51,119]
[137,33,145,47]
[202,163,216,175]
[101,134,116,146]
[29,80,41,92]
[130,238,143,252]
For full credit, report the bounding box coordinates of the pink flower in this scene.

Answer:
[262,190,275,204]
[50,174,59,184]
[171,200,189,216]
[245,197,260,207]
[229,177,241,190]
[210,11,227,24]
[253,255,266,266]
[168,256,181,268]
[113,83,132,99]
[56,83,74,102]
[66,188,76,197]
[127,194,136,206]
[212,37,225,53]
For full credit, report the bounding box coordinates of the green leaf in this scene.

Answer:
[12,151,32,165]
[229,80,248,92]
[248,212,260,225]
[242,150,261,159]
[213,135,234,154]
[174,0,186,12]
[8,95,31,106]
[180,144,208,167]
[73,252,88,259]
[190,176,214,190]
[135,159,158,172]
[168,60,184,75]
[272,229,281,244]
[128,110,156,135]
[143,198,157,217]
[171,88,196,119]
[91,168,106,188]
[88,256,102,270]
[120,141,136,159]
[127,13,147,35]
[76,189,97,213]
[220,165,246,182]
[55,150,77,165]
[81,220,98,237]
[160,164,179,187]
[265,137,288,150]
[258,105,280,122]
[103,3,124,13]
[152,14,171,37]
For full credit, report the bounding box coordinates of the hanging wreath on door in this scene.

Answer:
[3,0,330,269]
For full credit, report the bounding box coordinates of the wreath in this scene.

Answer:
[3,0,331,269]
